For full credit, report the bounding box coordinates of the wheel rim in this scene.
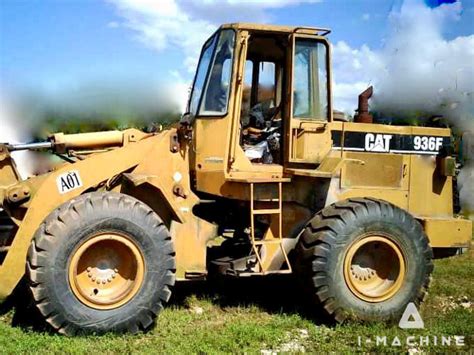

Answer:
[343,234,406,303]
[68,232,145,310]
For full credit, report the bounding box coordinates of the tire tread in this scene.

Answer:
[295,198,433,323]
[26,192,176,335]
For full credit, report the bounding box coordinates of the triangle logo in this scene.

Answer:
[399,302,424,329]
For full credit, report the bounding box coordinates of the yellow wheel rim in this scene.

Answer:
[68,232,145,310]
[343,234,405,303]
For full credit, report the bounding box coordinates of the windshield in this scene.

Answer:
[187,29,235,117]
[188,35,217,115]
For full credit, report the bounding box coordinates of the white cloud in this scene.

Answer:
[109,0,214,75]
[107,21,119,28]
[362,13,370,21]
[107,0,323,109]
[331,40,384,113]
[108,0,320,72]
[331,0,473,129]
[169,70,191,112]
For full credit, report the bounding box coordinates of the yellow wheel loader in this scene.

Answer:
[0,23,471,335]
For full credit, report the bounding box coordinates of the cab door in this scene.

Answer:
[286,34,332,165]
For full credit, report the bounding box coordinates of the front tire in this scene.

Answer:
[26,192,176,335]
[295,198,433,323]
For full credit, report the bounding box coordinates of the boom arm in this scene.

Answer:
[6,129,150,154]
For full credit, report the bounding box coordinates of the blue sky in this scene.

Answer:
[0,1,181,89]
[1,0,473,113]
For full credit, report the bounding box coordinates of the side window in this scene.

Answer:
[242,60,253,118]
[293,39,328,120]
[257,62,276,103]
[244,60,253,85]
[199,29,235,115]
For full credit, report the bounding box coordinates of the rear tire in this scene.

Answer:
[26,192,175,335]
[295,198,433,323]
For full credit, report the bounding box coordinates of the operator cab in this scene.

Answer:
[183,24,332,192]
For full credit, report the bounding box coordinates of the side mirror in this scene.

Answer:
[179,112,194,142]
[180,112,195,126]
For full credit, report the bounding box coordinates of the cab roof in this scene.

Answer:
[220,23,331,36]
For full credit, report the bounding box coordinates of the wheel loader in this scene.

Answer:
[0,23,471,335]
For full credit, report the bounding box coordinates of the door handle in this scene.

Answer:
[300,126,326,133]
[297,122,327,133]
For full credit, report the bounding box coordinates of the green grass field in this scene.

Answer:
[0,248,472,354]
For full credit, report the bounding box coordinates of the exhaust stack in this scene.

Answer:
[354,86,373,123]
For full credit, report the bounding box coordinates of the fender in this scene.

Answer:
[121,173,186,223]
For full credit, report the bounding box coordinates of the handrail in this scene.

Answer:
[293,27,331,36]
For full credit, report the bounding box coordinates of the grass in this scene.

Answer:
[0,248,472,354]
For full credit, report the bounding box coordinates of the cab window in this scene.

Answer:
[188,35,217,116]
[188,30,235,117]
[293,39,328,120]
[257,62,276,103]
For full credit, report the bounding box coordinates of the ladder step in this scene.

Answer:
[254,240,283,245]
[248,180,291,275]
[252,208,280,215]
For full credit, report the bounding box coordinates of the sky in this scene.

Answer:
[0,0,473,115]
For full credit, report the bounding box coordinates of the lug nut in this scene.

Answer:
[87,267,92,272]
[91,277,96,282]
